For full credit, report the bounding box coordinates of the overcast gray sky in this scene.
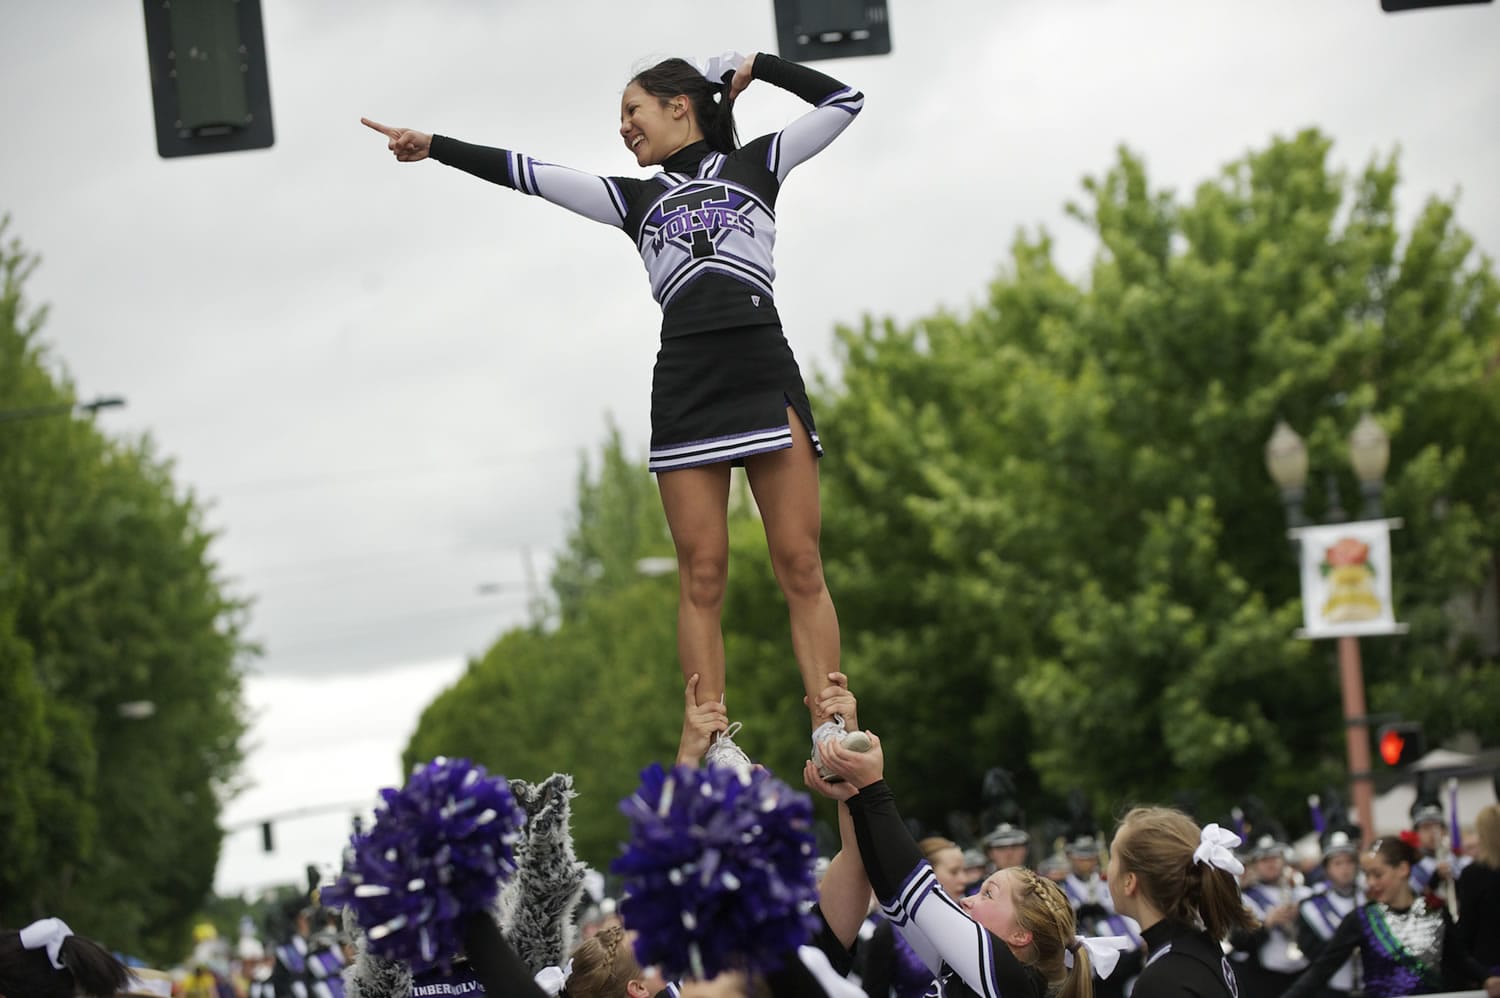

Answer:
[5,0,1497,895]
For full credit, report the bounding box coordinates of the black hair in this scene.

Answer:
[629,58,739,154]
[1370,836,1421,869]
[0,928,131,998]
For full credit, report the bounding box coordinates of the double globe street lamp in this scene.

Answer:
[1265,413,1392,846]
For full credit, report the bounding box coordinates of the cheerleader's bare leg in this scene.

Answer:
[743,406,841,732]
[657,462,733,708]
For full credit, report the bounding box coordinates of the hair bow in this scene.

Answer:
[1064,935,1134,977]
[534,959,573,997]
[19,918,74,970]
[1193,823,1245,876]
[694,51,746,85]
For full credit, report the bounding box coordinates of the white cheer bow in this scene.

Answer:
[1064,935,1133,977]
[1193,822,1245,876]
[19,918,74,970]
[534,959,574,997]
[693,51,746,85]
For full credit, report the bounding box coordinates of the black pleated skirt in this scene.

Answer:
[648,324,823,473]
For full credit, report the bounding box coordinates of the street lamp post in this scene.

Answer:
[1265,415,1392,847]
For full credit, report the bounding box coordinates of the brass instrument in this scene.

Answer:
[1280,869,1304,963]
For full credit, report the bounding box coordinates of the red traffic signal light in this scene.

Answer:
[1379,729,1405,765]
[1377,722,1425,767]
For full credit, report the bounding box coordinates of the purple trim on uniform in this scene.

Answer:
[602,177,627,221]
[653,424,788,455]
[715,245,775,279]
[650,438,792,472]
[1307,894,1345,938]
[1243,884,1279,916]
[659,260,774,308]
[817,87,857,108]
[1357,906,1437,998]
[882,862,934,927]
[526,157,540,194]
[276,942,307,974]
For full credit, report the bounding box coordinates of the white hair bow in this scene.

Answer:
[1063,935,1133,978]
[19,918,74,970]
[1193,823,1245,876]
[534,959,574,997]
[694,51,746,85]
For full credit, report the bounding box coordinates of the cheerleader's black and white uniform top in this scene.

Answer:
[1132,920,1241,998]
[846,781,1052,998]
[429,54,864,472]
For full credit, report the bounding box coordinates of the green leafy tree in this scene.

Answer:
[820,129,1499,833]
[405,128,1499,864]
[0,219,252,961]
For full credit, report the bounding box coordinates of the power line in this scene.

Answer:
[223,801,372,834]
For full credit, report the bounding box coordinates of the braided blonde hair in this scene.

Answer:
[563,925,643,998]
[1001,867,1092,998]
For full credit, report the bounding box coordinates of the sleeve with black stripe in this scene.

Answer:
[748,53,864,183]
[429,134,632,227]
[846,782,1036,998]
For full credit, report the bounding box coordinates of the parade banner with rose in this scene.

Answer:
[1287,519,1404,638]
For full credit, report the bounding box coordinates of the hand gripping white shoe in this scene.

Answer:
[812,714,871,783]
[702,721,754,779]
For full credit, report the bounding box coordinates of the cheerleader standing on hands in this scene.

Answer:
[363,50,868,775]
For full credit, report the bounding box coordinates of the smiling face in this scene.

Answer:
[1362,853,1411,905]
[959,870,1033,951]
[619,82,692,167]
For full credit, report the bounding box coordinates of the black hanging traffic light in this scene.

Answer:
[774,0,892,62]
[141,0,274,158]
[1381,0,1491,9]
[1376,722,1426,767]
[261,821,274,853]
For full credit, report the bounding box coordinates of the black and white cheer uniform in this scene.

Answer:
[846,781,1052,998]
[429,54,864,472]
[1133,920,1241,998]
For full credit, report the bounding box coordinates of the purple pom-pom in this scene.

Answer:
[320,757,526,972]
[612,763,820,981]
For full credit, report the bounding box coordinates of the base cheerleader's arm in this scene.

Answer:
[828,734,1031,998]
[801,675,875,956]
